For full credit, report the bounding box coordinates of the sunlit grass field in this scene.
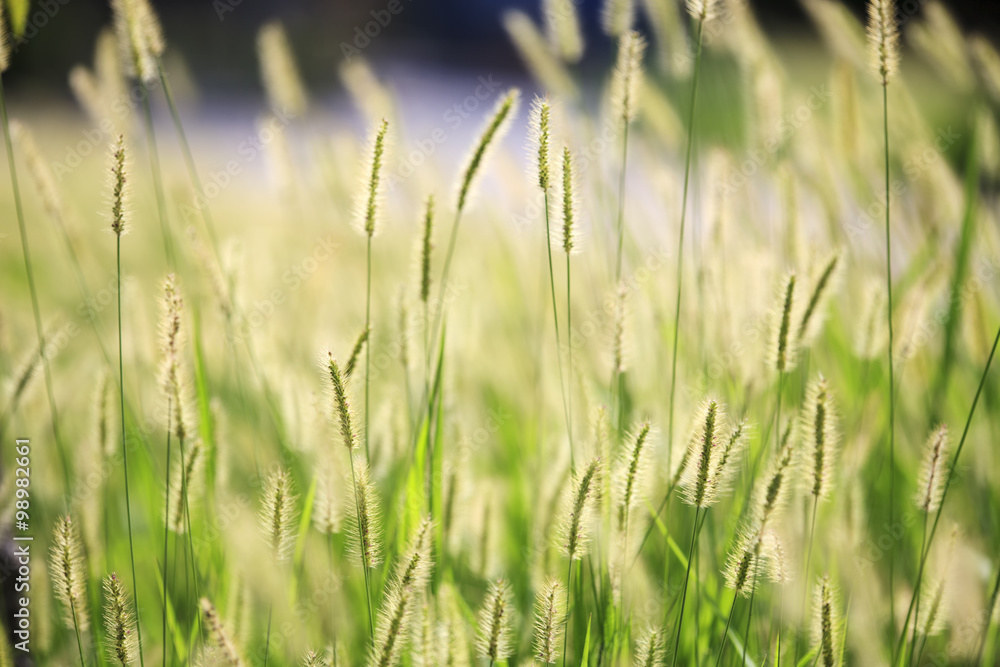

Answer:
[2,0,1000,665]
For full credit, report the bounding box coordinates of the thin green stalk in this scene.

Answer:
[562,558,574,667]
[263,603,272,667]
[670,506,702,667]
[365,236,372,461]
[714,593,738,667]
[566,251,573,464]
[667,15,705,477]
[895,321,1000,662]
[742,557,760,667]
[797,497,818,662]
[974,559,1000,666]
[881,81,897,652]
[139,82,174,267]
[180,435,205,645]
[0,74,71,492]
[542,190,573,468]
[69,598,86,667]
[162,406,173,667]
[908,513,929,667]
[117,235,146,667]
[348,452,376,647]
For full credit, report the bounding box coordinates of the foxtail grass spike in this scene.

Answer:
[368,518,433,667]
[111,0,157,83]
[533,579,566,664]
[635,625,665,666]
[798,251,841,347]
[560,146,577,254]
[602,0,635,37]
[257,20,308,115]
[803,375,838,500]
[680,399,723,508]
[812,575,840,667]
[617,421,651,531]
[359,119,388,237]
[867,0,899,85]
[610,31,645,125]
[0,2,9,72]
[104,572,138,666]
[259,468,298,562]
[915,425,949,514]
[325,353,358,452]
[350,455,383,570]
[50,516,90,631]
[559,456,602,560]
[771,273,798,373]
[457,89,520,213]
[529,97,551,192]
[476,578,514,664]
[543,0,584,62]
[345,326,371,380]
[685,0,719,21]
[110,134,129,236]
[200,597,245,666]
[419,195,434,304]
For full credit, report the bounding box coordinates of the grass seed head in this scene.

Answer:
[812,574,841,667]
[457,88,520,213]
[103,572,138,665]
[770,272,799,373]
[867,0,900,85]
[159,274,191,442]
[109,134,129,236]
[560,146,578,255]
[111,0,156,82]
[797,251,841,348]
[345,326,372,380]
[419,195,435,303]
[686,0,719,22]
[634,625,665,667]
[610,31,646,124]
[533,579,566,664]
[166,438,203,533]
[324,352,358,452]
[369,518,433,667]
[257,20,308,115]
[915,424,949,514]
[680,398,723,508]
[350,455,383,569]
[476,578,514,663]
[602,0,636,37]
[802,375,838,500]
[358,118,389,237]
[258,468,298,562]
[529,96,552,192]
[50,515,90,631]
[616,421,652,531]
[0,1,9,72]
[559,456,602,560]
[200,597,245,666]
[543,0,584,62]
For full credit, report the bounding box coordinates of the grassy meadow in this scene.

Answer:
[2,0,1000,665]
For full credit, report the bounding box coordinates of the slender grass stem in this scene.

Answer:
[881,81,898,654]
[742,557,760,667]
[69,599,86,667]
[162,405,173,667]
[542,191,573,468]
[365,235,372,461]
[667,15,705,478]
[263,602,273,667]
[566,251,573,465]
[797,497,818,662]
[0,74,71,492]
[670,506,702,667]
[974,559,1000,666]
[895,321,1000,661]
[908,513,929,667]
[348,453,375,647]
[116,235,146,667]
[139,82,174,267]
[563,558,574,667]
[714,593,738,667]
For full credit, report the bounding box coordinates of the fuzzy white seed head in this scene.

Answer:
[543,0,584,62]
[258,468,298,563]
[914,424,949,514]
[610,31,646,124]
[801,375,839,501]
[602,0,636,37]
[867,0,900,85]
[476,578,515,663]
[257,20,308,115]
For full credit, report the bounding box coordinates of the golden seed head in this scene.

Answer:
[533,579,566,664]
[867,0,900,85]
[457,88,520,213]
[529,96,552,192]
[610,30,646,124]
[103,572,138,665]
[476,578,514,663]
[258,468,298,562]
[559,456,603,560]
[50,515,90,631]
[109,134,129,236]
[915,424,950,514]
